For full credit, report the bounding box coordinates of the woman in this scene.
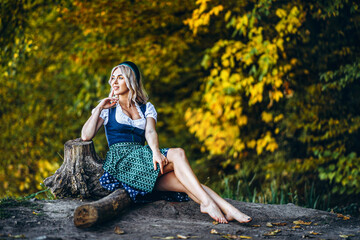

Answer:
[81,61,252,224]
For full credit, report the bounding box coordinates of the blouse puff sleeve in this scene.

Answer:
[145,102,157,123]
[92,108,109,125]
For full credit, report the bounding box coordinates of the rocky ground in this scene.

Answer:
[0,198,359,240]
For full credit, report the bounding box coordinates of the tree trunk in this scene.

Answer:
[73,188,132,228]
[43,138,132,227]
[44,138,111,199]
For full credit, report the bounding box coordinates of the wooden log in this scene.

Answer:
[74,189,132,228]
[44,138,133,227]
[43,138,111,199]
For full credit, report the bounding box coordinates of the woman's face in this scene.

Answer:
[111,68,129,96]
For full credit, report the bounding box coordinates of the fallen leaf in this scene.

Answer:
[210,229,219,234]
[293,220,312,225]
[272,222,287,226]
[32,211,39,215]
[212,221,219,225]
[292,225,301,229]
[339,234,355,238]
[239,236,252,239]
[251,225,260,227]
[222,234,238,239]
[114,226,125,235]
[153,237,174,239]
[177,235,188,239]
[12,235,26,239]
[309,231,321,235]
[263,229,281,236]
[266,222,273,227]
[313,223,319,226]
[337,213,351,220]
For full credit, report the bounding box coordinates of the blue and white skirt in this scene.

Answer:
[99,143,189,204]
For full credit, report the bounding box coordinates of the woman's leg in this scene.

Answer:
[155,171,251,223]
[161,148,228,223]
[202,185,251,222]
[155,171,200,204]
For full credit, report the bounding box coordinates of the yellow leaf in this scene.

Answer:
[340,235,355,238]
[293,220,312,225]
[211,5,224,16]
[276,8,287,18]
[261,111,273,123]
[220,69,230,81]
[114,226,125,235]
[225,10,231,21]
[337,213,350,220]
[271,90,283,102]
[247,140,256,149]
[266,222,273,227]
[309,231,322,235]
[239,236,252,239]
[266,142,278,152]
[263,229,281,236]
[272,222,287,226]
[229,73,241,83]
[176,235,189,239]
[274,114,284,122]
[210,229,219,234]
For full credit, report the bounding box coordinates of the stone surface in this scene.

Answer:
[1,199,359,239]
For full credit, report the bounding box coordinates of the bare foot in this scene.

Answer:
[224,207,252,223]
[200,202,228,224]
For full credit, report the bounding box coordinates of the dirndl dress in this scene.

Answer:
[98,103,189,204]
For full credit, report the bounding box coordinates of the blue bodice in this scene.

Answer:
[105,104,147,146]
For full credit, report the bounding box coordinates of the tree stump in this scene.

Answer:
[44,138,132,227]
[44,138,111,199]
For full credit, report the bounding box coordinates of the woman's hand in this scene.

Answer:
[153,151,168,175]
[97,89,118,110]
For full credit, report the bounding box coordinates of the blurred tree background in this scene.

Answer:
[1,0,359,214]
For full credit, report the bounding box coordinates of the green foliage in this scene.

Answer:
[0,0,203,196]
[185,0,360,211]
[0,0,359,214]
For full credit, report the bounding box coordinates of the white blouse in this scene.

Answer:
[92,102,157,130]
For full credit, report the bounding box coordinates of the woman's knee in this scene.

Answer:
[168,148,186,161]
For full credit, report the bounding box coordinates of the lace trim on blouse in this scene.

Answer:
[92,102,157,130]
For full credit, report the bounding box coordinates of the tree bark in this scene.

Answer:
[73,188,132,228]
[44,138,112,199]
[43,138,132,227]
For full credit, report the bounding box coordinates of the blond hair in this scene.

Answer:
[108,65,148,106]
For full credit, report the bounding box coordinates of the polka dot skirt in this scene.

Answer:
[99,171,189,203]
[99,148,189,204]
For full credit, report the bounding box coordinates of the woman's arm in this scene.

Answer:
[145,117,167,174]
[81,95,118,141]
[81,106,105,141]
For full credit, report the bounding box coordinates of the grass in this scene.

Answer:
[0,184,55,219]
[0,197,41,219]
[218,175,359,217]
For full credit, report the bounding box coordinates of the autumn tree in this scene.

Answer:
[184,0,360,206]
